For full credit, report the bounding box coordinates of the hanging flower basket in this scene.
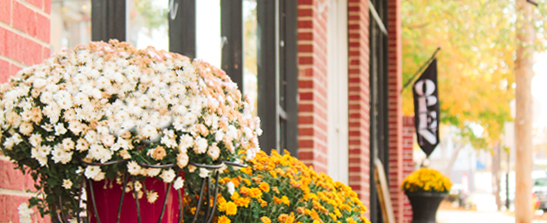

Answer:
[0,40,262,222]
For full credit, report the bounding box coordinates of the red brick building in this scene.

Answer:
[0,0,413,222]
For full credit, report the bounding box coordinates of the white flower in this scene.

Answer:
[134,181,143,191]
[62,179,73,189]
[85,130,98,144]
[243,127,253,140]
[52,145,72,164]
[227,125,238,139]
[93,171,106,181]
[33,78,47,89]
[147,168,161,177]
[68,121,85,135]
[76,138,89,151]
[62,138,75,151]
[101,134,115,147]
[173,177,184,190]
[246,148,257,161]
[84,166,101,179]
[179,134,193,152]
[147,191,159,203]
[207,144,220,160]
[54,123,67,136]
[127,161,142,176]
[194,137,208,154]
[29,134,42,147]
[226,181,235,195]
[3,133,22,149]
[18,202,33,223]
[177,153,189,168]
[199,168,210,178]
[141,124,158,140]
[214,131,224,142]
[161,135,177,148]
[161,169,176,183]
[18,122,33,136]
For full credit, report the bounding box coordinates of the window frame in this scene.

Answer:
[368,0,389,222]
[90,0,299,156]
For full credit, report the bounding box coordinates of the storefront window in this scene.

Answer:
[50,0,92,53]
[243,0,258,117]
[127,0,169,51]
[196,0,221,68]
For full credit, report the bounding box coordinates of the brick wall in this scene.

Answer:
[297,0,329,174]
[387,0,404,222]
[346,0,371,211]
[0,0,51,222]
[402,116,416,223]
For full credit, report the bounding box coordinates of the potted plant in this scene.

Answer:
[186,150,371,223]
[402,167,453,223]
[0,40,262,223]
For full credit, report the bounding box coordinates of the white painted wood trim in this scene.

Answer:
[327,0,349,184]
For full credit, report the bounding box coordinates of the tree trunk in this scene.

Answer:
[515,0,535,222]
[444,143,463,176]
[493,144,502,211]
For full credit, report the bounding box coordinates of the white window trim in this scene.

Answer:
[327,0,349,184]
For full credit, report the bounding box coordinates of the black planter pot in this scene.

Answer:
[406,192,447,223]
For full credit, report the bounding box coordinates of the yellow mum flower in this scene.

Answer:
[260,216,272,223]
[224,201,238,215]
[217,215,231,223]
[259,182,270,192]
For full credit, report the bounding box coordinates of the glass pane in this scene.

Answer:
[196,0,221,68]
[127,0,169,51]
[50,0,92,54]
[243,0,258,117]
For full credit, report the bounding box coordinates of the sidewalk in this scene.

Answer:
[437,209,515,223]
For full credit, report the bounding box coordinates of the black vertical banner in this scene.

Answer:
[412,59,440,157]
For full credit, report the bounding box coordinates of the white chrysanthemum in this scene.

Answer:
[227,125,238,140]
[84,166,101,179]
[179,134,193,152]
[194,137,208,154]
[127,161,141,176]
[62,138,75,151]
[207,144,220,160]
[147,168,161,177]
[199,168,210,178]
[62,179,73,189]
[147,191,159,203]
[29,134,42,147]
[54,123,67,136]
[227,181,235,195]
[161,169,176,183]
[93,171,106,181]
[52,145,72,164]
[173,177,184,190]
[177,153,189,168]
[18,202,33,223]
[214,131,224,142]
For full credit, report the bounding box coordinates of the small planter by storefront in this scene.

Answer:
[406,192,447,223]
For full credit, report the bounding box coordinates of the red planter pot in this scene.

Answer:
[87,176,183,223]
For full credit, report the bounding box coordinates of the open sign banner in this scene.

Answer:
[413,59,440,157]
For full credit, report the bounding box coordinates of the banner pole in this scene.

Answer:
[400,47,441,94]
